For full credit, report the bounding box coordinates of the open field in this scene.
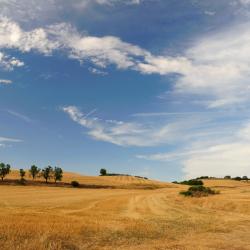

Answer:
[1,177,250,250]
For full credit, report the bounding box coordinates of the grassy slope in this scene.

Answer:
[6,170,172,189]
[0,178,250,249]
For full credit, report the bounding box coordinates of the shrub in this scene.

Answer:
[18,178,27,185]
[197,176,209,179]
[71,181,80,187]
[180,185,219,197]
[180,179,204,186]
[233,176,242,181]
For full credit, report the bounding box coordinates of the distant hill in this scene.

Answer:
[6,170,173,189]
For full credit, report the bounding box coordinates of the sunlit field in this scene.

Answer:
[1,175,250,250]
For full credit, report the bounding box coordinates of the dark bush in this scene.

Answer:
[197,176,209,179]
[180,185,219,197]
[233,177,242,181]
[18,178,27,185]
[71,181,80,187]
[180,179,204,186]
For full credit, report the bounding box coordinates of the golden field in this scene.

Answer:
[1,174,250,250]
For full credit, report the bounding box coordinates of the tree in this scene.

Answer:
[41,166,53,183]
[29,165,40,180]
[19,169,26,180]
[100,168,107,176]
[224,175,231,179]
[53,167,63,183]
[0,163,11,181]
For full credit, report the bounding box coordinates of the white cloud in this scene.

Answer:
[88,67,108,75]
[0,136,21,143]
[0,79,12,84]
[62,106,194,147]
[137,119,250,178]
[0,51,24,70]
[1,14,250,108]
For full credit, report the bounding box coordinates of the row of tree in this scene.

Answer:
[224,175,249,181]
[0,163,63,183]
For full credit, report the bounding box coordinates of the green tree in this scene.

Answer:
[42,166,53,183]
[53,167,63,183]
[29,165,40,180]
[0,163,11,181]
[19,169,26,180]
[100,168,107,176]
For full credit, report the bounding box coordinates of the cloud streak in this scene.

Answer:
[62,106,198,147]
[0,79,12,84]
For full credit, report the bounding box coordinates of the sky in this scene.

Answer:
[1,0,250,181]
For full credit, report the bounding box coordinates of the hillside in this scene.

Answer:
[6,170,172,189]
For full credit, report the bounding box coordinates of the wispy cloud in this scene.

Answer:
[0,136,22,143]
[62,106,201,147]
[0,79,12,84]
[7,110,32,123]
[0,136,22,148]
[0,0,142,24]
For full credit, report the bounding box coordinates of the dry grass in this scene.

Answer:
[1,177,250,249]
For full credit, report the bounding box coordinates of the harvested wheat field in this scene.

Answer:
[1,176,250,250]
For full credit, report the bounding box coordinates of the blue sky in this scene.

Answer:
[1,0,250,181]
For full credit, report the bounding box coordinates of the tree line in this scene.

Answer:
[0,163,63,183]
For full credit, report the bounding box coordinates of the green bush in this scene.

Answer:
[233,177,242,181]
[180,179,204,186]
[180,185,219,197]
[71,181,80,187]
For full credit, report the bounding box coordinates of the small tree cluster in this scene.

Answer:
[233,176,249,181]
[41,166,63,183]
